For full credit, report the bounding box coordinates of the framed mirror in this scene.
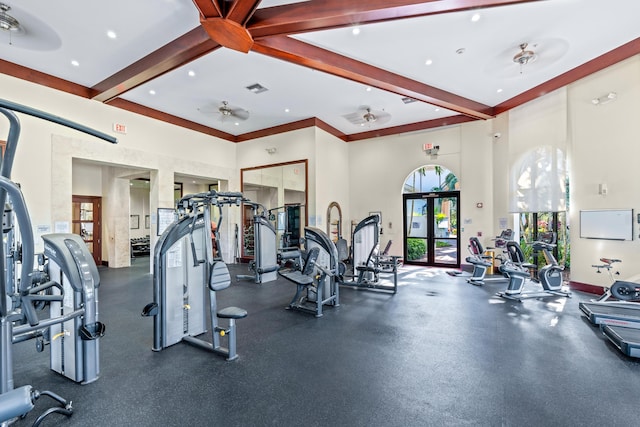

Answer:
[240,159,308,259]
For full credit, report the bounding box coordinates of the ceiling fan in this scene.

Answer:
[343,106,391,127]
[199,100,250,122]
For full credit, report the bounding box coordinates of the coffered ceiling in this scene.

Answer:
[1,0,639,142]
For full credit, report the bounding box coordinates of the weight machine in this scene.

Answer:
[0,99,112,425]
[142,190,247,361]
[278,227,339,317]
[336,215,400,294]
[237,201,279,284]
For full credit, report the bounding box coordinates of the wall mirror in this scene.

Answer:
[240,159,308,259]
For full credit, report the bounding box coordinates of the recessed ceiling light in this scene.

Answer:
[192,180,196,184]
[497,88,503,93]
[366,87,372,92]
[149,89,156,95]
[352,27,360,35]
[284,108,290,113]
[188,70,195,77]
[434,108,440,112]
[425,59,433,66]
[456,48,465,55]
[471,13,481,22]
[106,30,117,39]
[71,60,79,67]
[234,122,239,126]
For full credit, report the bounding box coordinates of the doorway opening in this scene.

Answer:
[402,166,460,267]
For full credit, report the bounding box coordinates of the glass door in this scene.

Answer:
[403,191,460,267]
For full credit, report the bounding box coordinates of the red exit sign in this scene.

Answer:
[112,123,127,134]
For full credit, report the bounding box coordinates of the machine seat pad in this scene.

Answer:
[209,261,231,291]
[279,270,314,286]
[356,265,381,274]
[465,256,492,267]
[218,306,248,319]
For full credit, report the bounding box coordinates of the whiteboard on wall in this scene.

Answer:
[579,209,634,241]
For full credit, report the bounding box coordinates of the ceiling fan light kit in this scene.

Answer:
[513,42,537,73]
[0,3,19,32]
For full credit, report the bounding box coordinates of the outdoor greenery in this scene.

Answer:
[407,238,426,261]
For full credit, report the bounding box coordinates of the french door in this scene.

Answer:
[403,191,460,267]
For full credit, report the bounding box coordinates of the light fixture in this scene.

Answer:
[107,30,117,39]
[471,13,481,22]
[363,108,377,123]
[513,43,537,73]
[425,58,433,66]
[188,70,195,77]
[71,60,80,67]
[265,147,277,154]
[591,92,617,106]
[352,26,360,35]
[0,3,19,32]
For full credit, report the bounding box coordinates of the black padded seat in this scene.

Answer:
[278,270,314,285]
[278,247,319,286]
[217,306,248,319]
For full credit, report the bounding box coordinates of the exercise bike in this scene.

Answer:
[590,257,622,302]
[497,232,570,302]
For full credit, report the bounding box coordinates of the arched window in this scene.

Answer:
[403,165,458,194]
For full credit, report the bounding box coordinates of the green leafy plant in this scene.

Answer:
[407,238,426,261]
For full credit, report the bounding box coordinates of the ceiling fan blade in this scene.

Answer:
[230,108,250,121]
[343,111,366,125]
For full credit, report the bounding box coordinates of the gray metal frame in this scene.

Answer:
[0,99,114,424]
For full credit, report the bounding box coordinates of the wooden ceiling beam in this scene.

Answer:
[91,27,219,103]
[227,0,262,25]
[197,0,262,53]
[252,36,494,120]
[248,0,539,37]
[191,0,222,18]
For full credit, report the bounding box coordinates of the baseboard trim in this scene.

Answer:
[569,280,604,295]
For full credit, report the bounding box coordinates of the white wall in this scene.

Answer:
[567,56,640,287]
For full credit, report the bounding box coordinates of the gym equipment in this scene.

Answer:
[335,215,400,294]
[279,227,339,317]
[0,99,114,425]
[588,257,622,302]
[142,190,247,360]
[465,230,513,285]
[237,201,279,284]
[496,233,570,302]
[579,280,640,358]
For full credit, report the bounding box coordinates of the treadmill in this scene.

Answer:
[579,301,640,328]
[579,279,640,358]
[601,325,640,358]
